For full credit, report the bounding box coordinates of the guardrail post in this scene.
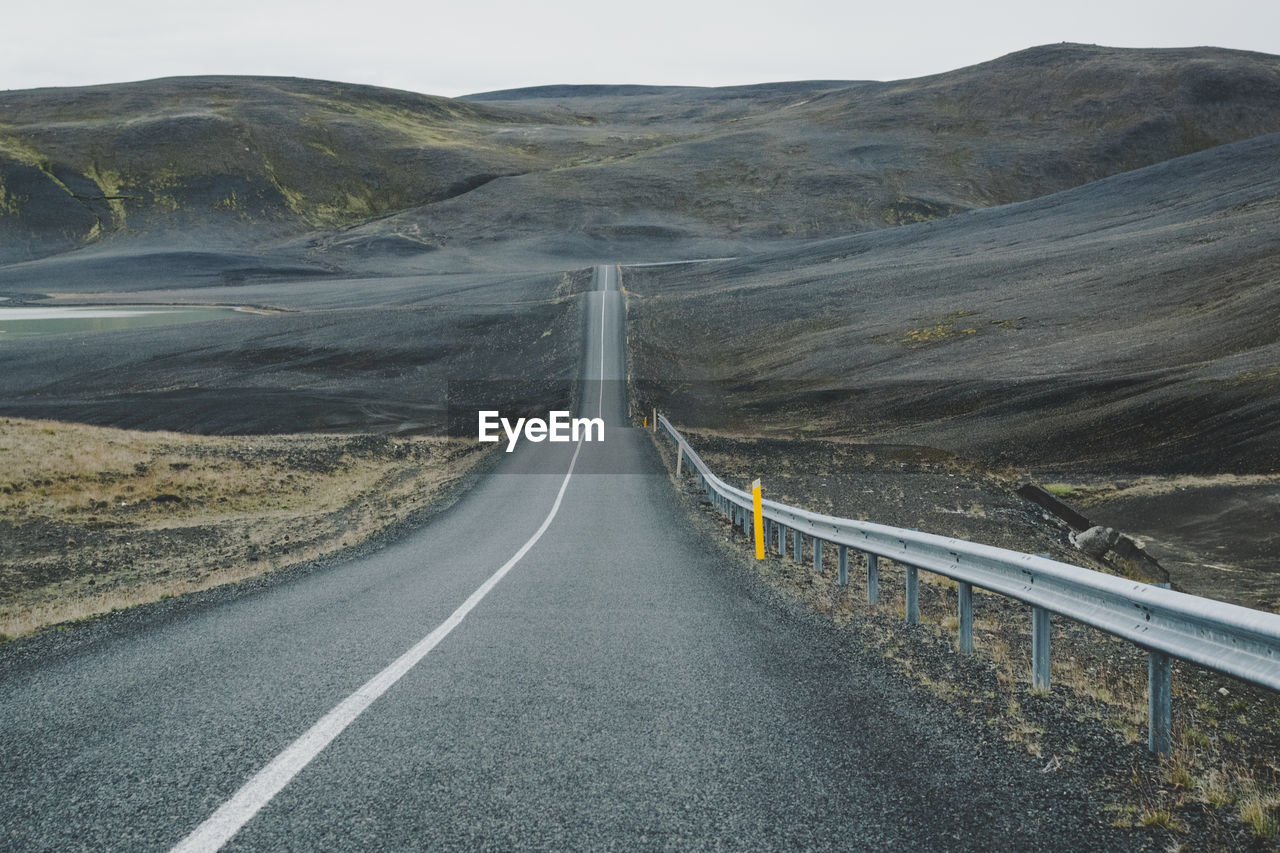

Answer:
[792,529,802,562]
[776,524,785,556]
[751,480,765,560]
[838,545,848,585]
[957,582,973,654]
[905,565,919,625]
[1148,651,1172,755]
[676,447,683,477]
[866,553,879,604]
[1032,606,1051,691]
[813,538,823,573]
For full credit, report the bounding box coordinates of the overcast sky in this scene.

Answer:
[5,0,1278,96]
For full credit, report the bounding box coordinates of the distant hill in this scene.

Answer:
[0,77,572,263]
[250,43,1280,268]
[624,131,1280,475]
[2,44,1280,269]
[462,81,858,101]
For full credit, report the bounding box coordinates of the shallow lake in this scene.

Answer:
[0,305,244,339]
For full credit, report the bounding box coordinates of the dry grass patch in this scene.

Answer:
[1042,472,1280,508]
[0,418,489,639]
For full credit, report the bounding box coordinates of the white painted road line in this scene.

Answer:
[598,278,608,418]
[170,440,583,853]
[171,266,613,852]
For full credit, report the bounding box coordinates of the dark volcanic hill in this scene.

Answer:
[0,77,580,264]
[3,43,1280,272]
[433,44,1280,252]
[624,131,1280,477]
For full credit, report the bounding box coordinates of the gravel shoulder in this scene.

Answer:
[647,426,1280,850]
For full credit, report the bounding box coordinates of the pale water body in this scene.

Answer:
[0,306,244,339]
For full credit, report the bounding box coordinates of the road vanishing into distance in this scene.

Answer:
[0,267,1138,851]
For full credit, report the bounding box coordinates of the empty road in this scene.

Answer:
[0,266,1143,851]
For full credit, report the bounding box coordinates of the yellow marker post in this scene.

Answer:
[752,478,765,559]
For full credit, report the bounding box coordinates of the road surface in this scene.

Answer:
[0,266,1140,851]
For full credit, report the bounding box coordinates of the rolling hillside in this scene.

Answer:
[625,131,1280,476]
[3,44,1280,271]
[0,77,582,263]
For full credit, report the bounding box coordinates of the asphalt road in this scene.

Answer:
[0,266,1143,851]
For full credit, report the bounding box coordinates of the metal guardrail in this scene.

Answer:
[658,414,1280,755]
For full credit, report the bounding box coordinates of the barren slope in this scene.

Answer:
[4,44,1280,274]
[625,131,1280,477]
[0,76,610,264]
[362,43,1280,259]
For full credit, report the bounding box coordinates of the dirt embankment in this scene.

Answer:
[648,427,1280,850]
[0,417,490,640]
